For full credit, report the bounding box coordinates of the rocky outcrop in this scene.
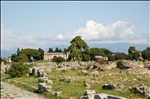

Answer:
[122,68,150,75]
[37,83,52,93]
[89,71,99,77]
[60,76,77,83]
[130,84,150,96]
[30,67,47,77]
[80,90,126,99]
[1,62,11,73]
[117,60,145,69]
[102,84,115,90]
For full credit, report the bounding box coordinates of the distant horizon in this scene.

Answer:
[1,1,149,58]
[1,43,149,58]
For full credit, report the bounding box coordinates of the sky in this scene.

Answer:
[1,1,150,58]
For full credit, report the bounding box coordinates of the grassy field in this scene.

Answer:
[1,63,150,99]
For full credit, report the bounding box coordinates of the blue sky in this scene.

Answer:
[1,1,150,57]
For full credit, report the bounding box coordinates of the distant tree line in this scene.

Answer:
[9,36,150,63]
[48,47,63,53]
[11,48,44,62]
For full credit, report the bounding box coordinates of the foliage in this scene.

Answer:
[11,54,18,62]
[128,46,136,54]
[54,47,62,52]
[52,56,65,65]
[142,47,150,60]
[7,62,29,78]
[17,54,28,62]
[67,36,89,63]
[90,48,112,61]
[128,46,141,60]
[114,52,128,60]
[37,48,44,60]
[82,53,91,61]
[11,48,41,62]
[0,58,8,64]
[48,47,53,53]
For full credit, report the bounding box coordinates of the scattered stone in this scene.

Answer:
[84,90,96,96]
[47,80,53,84]
[124,68,150,75]
[89,71,99,77]
[1,62,11,73]
[80,90,126,99]
[81,70,89,75]
[54,91,62,96]
[130,84,150,96]
[60,77,77,83]
[38,77,48,83]
[31,67,47,77]
[102,84,115,90]
[115,83,124,89]
[37,83,52,93]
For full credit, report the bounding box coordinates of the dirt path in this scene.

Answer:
[1,81,46,99]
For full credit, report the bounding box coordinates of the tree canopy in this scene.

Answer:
[67,36,90,62]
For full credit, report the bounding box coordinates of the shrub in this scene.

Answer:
[52,56,65,65]
[7,62,29,78]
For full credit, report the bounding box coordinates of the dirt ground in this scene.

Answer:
[1,81,46,99]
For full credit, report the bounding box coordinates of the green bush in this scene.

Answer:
[7,62,29,78]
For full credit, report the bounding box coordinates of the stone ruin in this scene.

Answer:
[29,67,47,77]
[130,84,150,97]
[80,90,126,99]
[1,62,11,73]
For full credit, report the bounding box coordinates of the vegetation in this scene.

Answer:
[52,56,65,65]
[8,36,150,63]
[128,46,141,61]
[142,47,150,60]
[7,62,30,78]
[48,47,63,53]
[11,48,44,62]
[67,36,90,64]
[2,64,149,99]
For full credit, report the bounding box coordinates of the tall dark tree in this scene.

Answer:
[67,36,89,64]
[128,46,141,60]
[142,47,150,60]
[52,56,65,65]
[48,48,53,53]
[11,54,18,62]
[54,47,62,52]
[38,48,44,60]
[17,48,20,56]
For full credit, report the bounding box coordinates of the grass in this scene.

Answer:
[1,61,150,99]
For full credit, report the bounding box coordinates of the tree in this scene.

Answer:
[17,48,20,56]
[11,54,18,62]
[52,56,65,65]
[17,54,28,62]
[142,47,150,60]
[19,48,41,62]
[37,48,44,60]
[54,47,62,52]
[11,48,41,62]
[128,46,141,60]
[7,62,29,78]
[48,48,53,53]
[128,46,136,54]
[114,52,128,60]
[90,48,112,61]
[67,36,89,64]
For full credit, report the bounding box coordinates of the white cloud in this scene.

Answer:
[56,34,65,40]
[89,39,149,45]
[1,27,51,50]
[1,20,148,51]
[56,20,148,44]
